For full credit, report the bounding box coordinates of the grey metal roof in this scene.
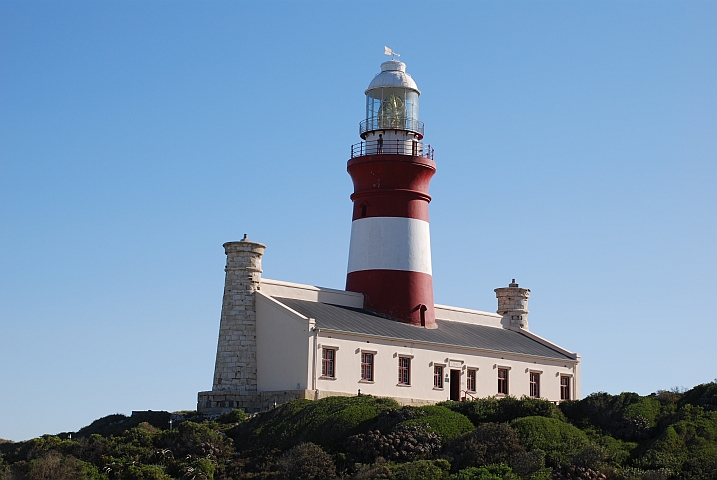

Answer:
[274,297,575,361]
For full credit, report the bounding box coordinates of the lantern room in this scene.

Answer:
[354,59,430,158]
[362,60,422,138]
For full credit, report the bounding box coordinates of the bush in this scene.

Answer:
[679,381,717,412]
[156,421,234,461]
[123,463,172,480]
[26,451,104,480]
[346,424,441,463]
[449,464,519,480]
[439,396,565,427]
[401,406,474,440]
[442,423,526,473]
[275,442,336,480]
[559,392,661,437]
[230,395,399,452]
[216,409,247,425]
[76,411,172,438]
[389,459,451,480]
[637,409,717,475]
[510,416,590,468]
[369,406,429,434]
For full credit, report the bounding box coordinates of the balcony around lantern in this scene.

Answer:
[359,118,424,140]
[350,139,434,161]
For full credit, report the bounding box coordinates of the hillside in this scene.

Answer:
[1,382,715,480]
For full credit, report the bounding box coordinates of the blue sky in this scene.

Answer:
[1,1,715,441]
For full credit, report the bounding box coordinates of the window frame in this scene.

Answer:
[321,348,336,379]
[398,357,411,386]
[434,365,444,389]
[497,367,509,395]
[560,375,571,401]
[529,372,540,398]
[466,368,477,392]
[360,352,374,382]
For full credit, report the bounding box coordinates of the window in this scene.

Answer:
[560,376,571,401]
[398,357,411,385]
[321,348,335,378]
[498,368,509,395]
[361,352,374,381]
[466,369,477,392]
[434,365,444,389]
[530,372,540,398]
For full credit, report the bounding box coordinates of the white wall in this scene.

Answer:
[260,278,364,308]
[256,292,313,391]
[434,304,503,328]
[315,330,579,403]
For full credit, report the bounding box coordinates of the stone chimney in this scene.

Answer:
[495,279,530,331]
[198,234,265,413]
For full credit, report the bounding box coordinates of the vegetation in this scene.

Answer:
[1,382,717,479]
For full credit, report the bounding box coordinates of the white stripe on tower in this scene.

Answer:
[347,217,432,275]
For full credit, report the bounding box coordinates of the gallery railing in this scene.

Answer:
[350,139,434,160]
[359,118,424,138]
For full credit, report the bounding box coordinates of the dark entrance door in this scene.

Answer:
[450,370,461,401]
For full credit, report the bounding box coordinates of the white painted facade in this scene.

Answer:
[254,278,580,405]
[198,248,581,413]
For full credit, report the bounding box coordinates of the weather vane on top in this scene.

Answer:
[384,46,400,60]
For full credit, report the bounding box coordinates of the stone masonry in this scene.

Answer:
[494,279,530,331]
[197,235,265,413]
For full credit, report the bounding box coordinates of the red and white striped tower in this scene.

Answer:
[346,56,437,328]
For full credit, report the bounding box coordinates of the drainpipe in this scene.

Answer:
[311,324,319,392]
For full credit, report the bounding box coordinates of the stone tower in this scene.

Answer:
[197,234,265,413]
[495,279,530,331]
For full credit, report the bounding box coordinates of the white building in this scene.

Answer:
[197,57,580,413]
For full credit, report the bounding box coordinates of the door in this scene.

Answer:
[450,369,461,401]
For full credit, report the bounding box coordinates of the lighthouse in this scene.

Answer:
[345,57,437,328]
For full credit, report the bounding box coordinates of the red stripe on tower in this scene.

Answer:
[346,57,437,328]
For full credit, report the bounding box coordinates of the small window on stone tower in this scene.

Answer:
[361,203,367,218]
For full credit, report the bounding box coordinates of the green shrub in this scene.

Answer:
[26,452,104,480]
[510,416,590,467]
[449,464,518,480]
[638,410,717,475]
[230,395,399,452]
[216,408,247,425]
[390,459,451,480]
[123,463,172,480]
[439,396,565,427]
[76,412,171,438]
[275,442,336,480]
[679,381,717,412]
[346,424,441,463]
[156,421,233,461]
[559,392,661,437]
[401,406,474,440]
[442,423,526,473]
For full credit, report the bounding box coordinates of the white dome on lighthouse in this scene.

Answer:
[366,60,420,93]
